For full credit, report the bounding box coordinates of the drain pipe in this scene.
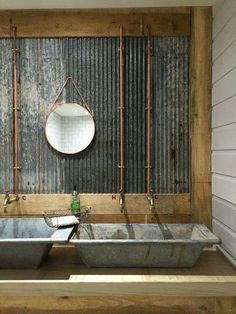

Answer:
[12,25,20,197]
[146,25,154,211]
[119,25,125,213]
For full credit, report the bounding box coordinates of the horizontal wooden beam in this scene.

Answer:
[0,8,190,37]
[0,296,235,313]
[86,214,191,224]
[0,193,190,217]
[0,275,235,296]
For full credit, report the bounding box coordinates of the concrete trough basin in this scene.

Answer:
[70,223,220,268]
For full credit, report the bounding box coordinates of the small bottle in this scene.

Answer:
[71,185,80,216]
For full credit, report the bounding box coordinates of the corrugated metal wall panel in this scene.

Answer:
[0,40,13,192]
[19,39,66,193]
[153,37,189,193]
[0,36,189,194]
[124,37,147,193]
[63,38,119,193]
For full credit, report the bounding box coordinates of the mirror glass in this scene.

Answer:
[45,103,95,154]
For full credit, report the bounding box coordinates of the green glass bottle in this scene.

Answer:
[71,185,80,216]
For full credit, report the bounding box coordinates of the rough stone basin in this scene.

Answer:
[0,218,73,268]
[70,223,220,268]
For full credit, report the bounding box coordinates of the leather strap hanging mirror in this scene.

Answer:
[45,77,95,154]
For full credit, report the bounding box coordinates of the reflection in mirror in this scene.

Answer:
[45,103,95,154]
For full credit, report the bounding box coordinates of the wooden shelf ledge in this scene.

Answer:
[0,275,235,297]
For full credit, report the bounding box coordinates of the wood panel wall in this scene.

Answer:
[212,0,236,265]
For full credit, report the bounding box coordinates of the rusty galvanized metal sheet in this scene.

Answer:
[152,36,189,193]
[0,39,13,192]
[0,36,189,194]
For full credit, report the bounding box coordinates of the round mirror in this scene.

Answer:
[45,103,95,154]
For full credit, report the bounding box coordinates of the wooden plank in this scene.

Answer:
[86,214,191,224]
[0,193,190,216]
[213,12,236,61]
[213,0,236,39]
[212,67,236,105]
[0,275,235,297]
[0,8,190,38]
[0,296,235,314]
[213,218,236,259]
[212,123,236,150]
[215,296,236,314]
[146,213,191,224]
[189,7,212,229]
[212,174,236,204]
[213,196,236,232]
[212,96,236,128]
[212,41,236,83]
[0,296,226,314]
[87,214,146,223]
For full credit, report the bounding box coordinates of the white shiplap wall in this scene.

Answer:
[212,0,236,266]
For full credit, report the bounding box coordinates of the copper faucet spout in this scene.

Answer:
[3,190,19,211]
[119,190,125,213]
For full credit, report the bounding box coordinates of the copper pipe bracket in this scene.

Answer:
[12,48,20,53]
[118,47,124,53]
[118,165,125,169]
[146,47,153,56]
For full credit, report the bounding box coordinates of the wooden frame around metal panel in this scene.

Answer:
[0,7,212,228]
[190,7,212,229]
[0,194,191,223]
[0,8,190,37]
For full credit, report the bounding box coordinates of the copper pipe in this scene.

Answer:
[12,25,20,195]
[119,25,124,194]
[146,25,152,197]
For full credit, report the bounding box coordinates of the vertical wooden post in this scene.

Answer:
[190,7,212,229]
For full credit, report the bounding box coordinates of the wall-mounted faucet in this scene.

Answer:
[119,190,125,213]
[147,190,155,211]
[3,190,19,212]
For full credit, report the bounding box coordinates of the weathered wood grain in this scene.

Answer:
[0,8,190,37]
[190,7,212,229]
[0,193,190,216]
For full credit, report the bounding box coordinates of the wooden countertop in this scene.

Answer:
[0,246,235,296]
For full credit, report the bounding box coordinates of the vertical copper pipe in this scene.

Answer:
[119,25,124,193]
[12,25,20,195]
[146,25,152,196]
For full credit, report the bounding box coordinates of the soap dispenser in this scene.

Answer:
[71,185,80,216]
